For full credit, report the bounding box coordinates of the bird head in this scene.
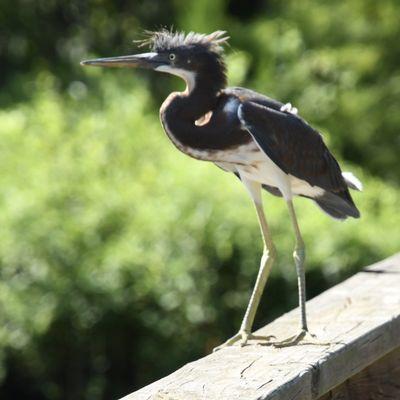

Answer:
[81,30,229,92]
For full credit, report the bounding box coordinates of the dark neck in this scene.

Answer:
[180,72,226,120]
[160,71,250,159]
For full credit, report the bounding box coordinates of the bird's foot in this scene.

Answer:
[213,330,275,352]
[272,329,331,348]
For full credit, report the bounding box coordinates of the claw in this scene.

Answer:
[213,331,276,352]
[273,329,330,348]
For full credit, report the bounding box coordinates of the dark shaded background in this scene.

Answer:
[0,0,399,399]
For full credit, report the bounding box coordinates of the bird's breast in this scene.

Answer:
[159,95,252,161]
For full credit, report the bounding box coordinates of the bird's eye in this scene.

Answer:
[169,53,176,61]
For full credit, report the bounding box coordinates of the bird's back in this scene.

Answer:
[219,87,361,219]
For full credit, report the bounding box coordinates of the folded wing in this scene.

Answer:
[238,101,360,219]
[238,101,346,193]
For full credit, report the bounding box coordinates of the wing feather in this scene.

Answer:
[238,101,346,193]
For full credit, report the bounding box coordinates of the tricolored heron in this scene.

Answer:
[81,30,361,349]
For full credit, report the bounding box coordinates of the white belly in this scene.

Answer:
[237,161,292,199]
[214,142,324,200]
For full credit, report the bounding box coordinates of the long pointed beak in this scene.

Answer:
[80,52,160,69]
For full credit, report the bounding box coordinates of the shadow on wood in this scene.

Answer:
[120,253,400,400]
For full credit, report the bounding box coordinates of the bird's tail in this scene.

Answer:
[314,183,361,220]
[314,192,360,220]
[315,171,362,220]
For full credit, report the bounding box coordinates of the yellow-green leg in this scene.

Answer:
[214,181,276,351]
[275,199,325,347]
[287,199,308,332]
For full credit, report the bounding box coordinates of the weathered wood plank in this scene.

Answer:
[318,346,400,400]
[121,253,400,400]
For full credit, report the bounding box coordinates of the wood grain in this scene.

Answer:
[120,253,400,400]
[318,347,400,400]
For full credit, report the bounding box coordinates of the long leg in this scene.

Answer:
[240,198,276,335]
[214,179,276,350]
[286,200,308,332]
[275,200,331,347]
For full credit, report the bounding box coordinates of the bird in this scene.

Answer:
[81,30,362,350]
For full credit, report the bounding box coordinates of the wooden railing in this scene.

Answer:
[120,253,400,400]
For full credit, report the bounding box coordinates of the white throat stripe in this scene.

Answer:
[155,65,196,92]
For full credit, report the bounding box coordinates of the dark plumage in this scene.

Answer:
[237,99,360,219]
[81,30,362,349]
[137,29,229,54]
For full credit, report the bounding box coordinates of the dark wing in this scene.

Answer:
[225,87,284,111]
[238,101,346,193]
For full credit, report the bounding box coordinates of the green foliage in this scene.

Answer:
[1,0,399,399]
[1,72,399,398]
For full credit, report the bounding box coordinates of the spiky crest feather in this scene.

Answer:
[136,29,229,54]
